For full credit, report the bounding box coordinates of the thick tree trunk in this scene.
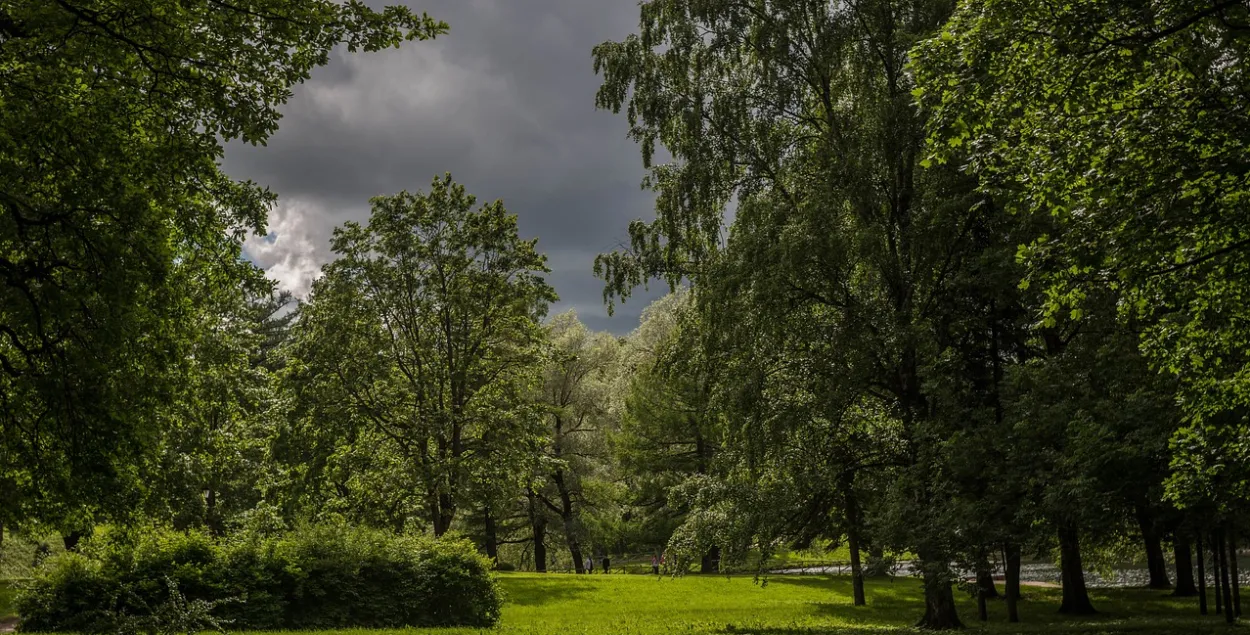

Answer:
[916,563,964,630]
[1197,534,1208,615]
[483,506,499,566]
[430,490,456,537]
[1057,524,1097,615]
[1173,533,1198,597]
[1136,507,1171,589]
[527,489,548,573]
[567,535,584,573]
[552,470,584,574]
[1005,542,1021,623]
[1230,530,1242,617]
[700,545,720,574]
[1218,529,1234,623]
[977,565,1000,600]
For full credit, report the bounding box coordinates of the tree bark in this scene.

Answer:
[430,490,456,537]
[1197,534,1208,615]
[527,488,548,573]
[1230,529,1242,617]
[842,474,866,606]
[551,470,584,573]
[1218,529,1234,623]
[916,563,964,630]
[1057,523,1097,615]
[1214,531,1225,616]
[848,531,866,606]
[483,506,499,566]
[1172,532,1198,597]
[1136,506,1171,589]
[1005,542,1022,623]
[977,565,1000,600]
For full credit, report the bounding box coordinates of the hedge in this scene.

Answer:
[17,523,501,632]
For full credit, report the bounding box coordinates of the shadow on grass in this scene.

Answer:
[730,577,1237,635]
[498,576,600,607]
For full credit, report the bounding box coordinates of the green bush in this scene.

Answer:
[17,524,501,632]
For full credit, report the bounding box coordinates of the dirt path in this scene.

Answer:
[0,616,18,633]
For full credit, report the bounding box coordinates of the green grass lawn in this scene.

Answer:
[0,580,14,619]
[241,573,1239,635]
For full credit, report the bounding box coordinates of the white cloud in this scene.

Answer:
[243,198,341,298]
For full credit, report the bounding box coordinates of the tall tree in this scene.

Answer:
[0,0,444,530]
[291,174,554,536]
[614,291,723,570]
[533,311,620,573]
[913,0,1250,488]
[594,0,983,627]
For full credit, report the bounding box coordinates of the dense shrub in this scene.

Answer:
[17,524,501,632]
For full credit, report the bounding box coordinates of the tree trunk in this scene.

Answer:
[977,565,1000,600]
[842,474,866,606]
[430,490,456,537]
[848,528,866,606]
[552,470,583,574]
[1214,531,1224,616]
[527,489,548,573]
[62,529,88,552]
[1136,507,1171,589]
[1005,542,1021,623]
[1057,523,1097,615]
[1173,532,1198,597]
[700,545,721,574]
[483,506,499,566]
[1197,534,1208,615]
[1230,530,1242,617]
[1218,529,1234,623]
[916,563,964,630]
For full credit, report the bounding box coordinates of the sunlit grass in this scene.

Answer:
[240,572,1236,635]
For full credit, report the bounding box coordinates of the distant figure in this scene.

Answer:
[585,556,594,574]
[651,554,660,576]
[602,555,610,574]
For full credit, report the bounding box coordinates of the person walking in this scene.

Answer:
[651,554,660,576]
[602,555,611,574]
[585,556,594,574]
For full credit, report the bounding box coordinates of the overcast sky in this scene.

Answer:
[223,0,667,334]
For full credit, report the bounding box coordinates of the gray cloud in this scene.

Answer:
[226,0,667,334]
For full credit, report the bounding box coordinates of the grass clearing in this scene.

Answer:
[239,572,1240,635]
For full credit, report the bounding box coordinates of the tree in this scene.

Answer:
[594,0,985,627]
[0,0,445,530]
[913,0,1250,479]
[614,291,724,572]
[531,311,621,573]
[145,285,293,534]
[291,174,555,536]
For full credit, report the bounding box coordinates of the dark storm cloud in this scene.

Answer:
[224,0,668,333]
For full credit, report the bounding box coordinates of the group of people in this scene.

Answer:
[576,553,667,574]
[583,555,610,573]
